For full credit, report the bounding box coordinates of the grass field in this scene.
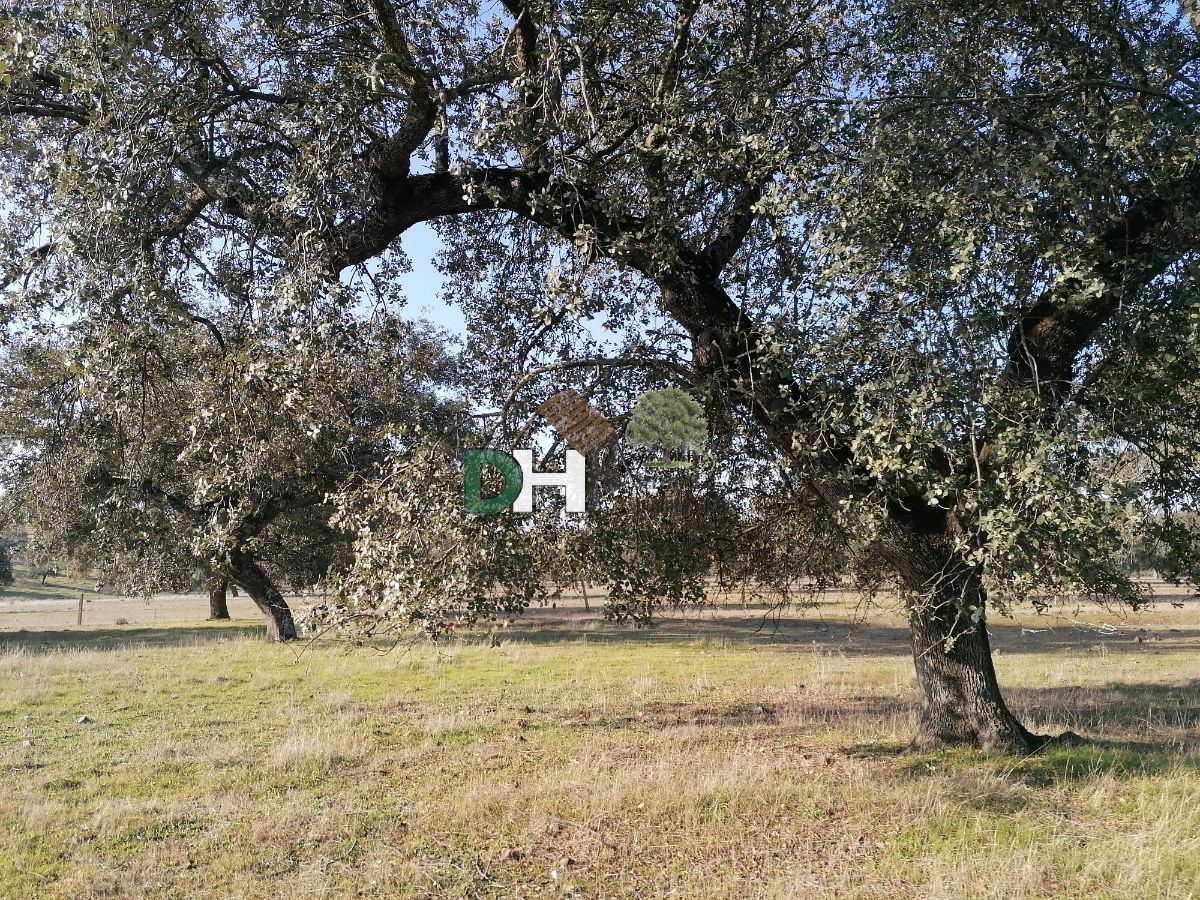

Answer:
[0,591,1197,898]
[1,566,112,602]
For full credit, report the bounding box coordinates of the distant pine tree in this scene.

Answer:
[626,388,707,466]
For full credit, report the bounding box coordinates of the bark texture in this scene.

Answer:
[889,535,1045,753]
[229,554,297,642]
[208,578,230,620]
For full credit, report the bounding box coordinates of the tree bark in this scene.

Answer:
[890,537,1045,753]
[207,578,230,620]
[228,554,297,642]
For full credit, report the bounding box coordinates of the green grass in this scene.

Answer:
[0,565,109,601]
[0,602,1197,898]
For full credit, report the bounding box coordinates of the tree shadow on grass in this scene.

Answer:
[879,736,1200,796]
[848,680,1200,782]
[545,677,1198,781]
[1012,678,1200,753]
[495,614,1200,660]
[0,623,267,653]
[1008,737,1197,782]
[500,615,915,654]
[2,604,1195,660]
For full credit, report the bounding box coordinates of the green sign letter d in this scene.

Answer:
[463,449,523,514]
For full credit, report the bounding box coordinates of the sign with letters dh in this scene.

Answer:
[464,389,611,515]
[463,448,586,514]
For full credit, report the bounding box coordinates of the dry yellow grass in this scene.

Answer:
[0,590,1196,898]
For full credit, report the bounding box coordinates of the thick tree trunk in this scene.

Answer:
[207,578,230,620]
[891,540,1045,753]
[229,554,297,642]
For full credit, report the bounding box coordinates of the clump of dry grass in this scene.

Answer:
[270,718,364,774]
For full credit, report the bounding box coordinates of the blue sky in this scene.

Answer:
[396,222,467,336]
[395,221,628,351]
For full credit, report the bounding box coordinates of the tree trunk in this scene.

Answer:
[891,540,1045,753]
[207,578,230,620]
[229,554,297,642]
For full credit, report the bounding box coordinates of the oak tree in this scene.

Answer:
[5,0,1200,748]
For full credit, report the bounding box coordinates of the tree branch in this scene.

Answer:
[702,179,767,275]
[190,315,227,353]
[515,354,696,389]
[365,0,440,176]
[1002,186,1184,400]
[499,0,546,169]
